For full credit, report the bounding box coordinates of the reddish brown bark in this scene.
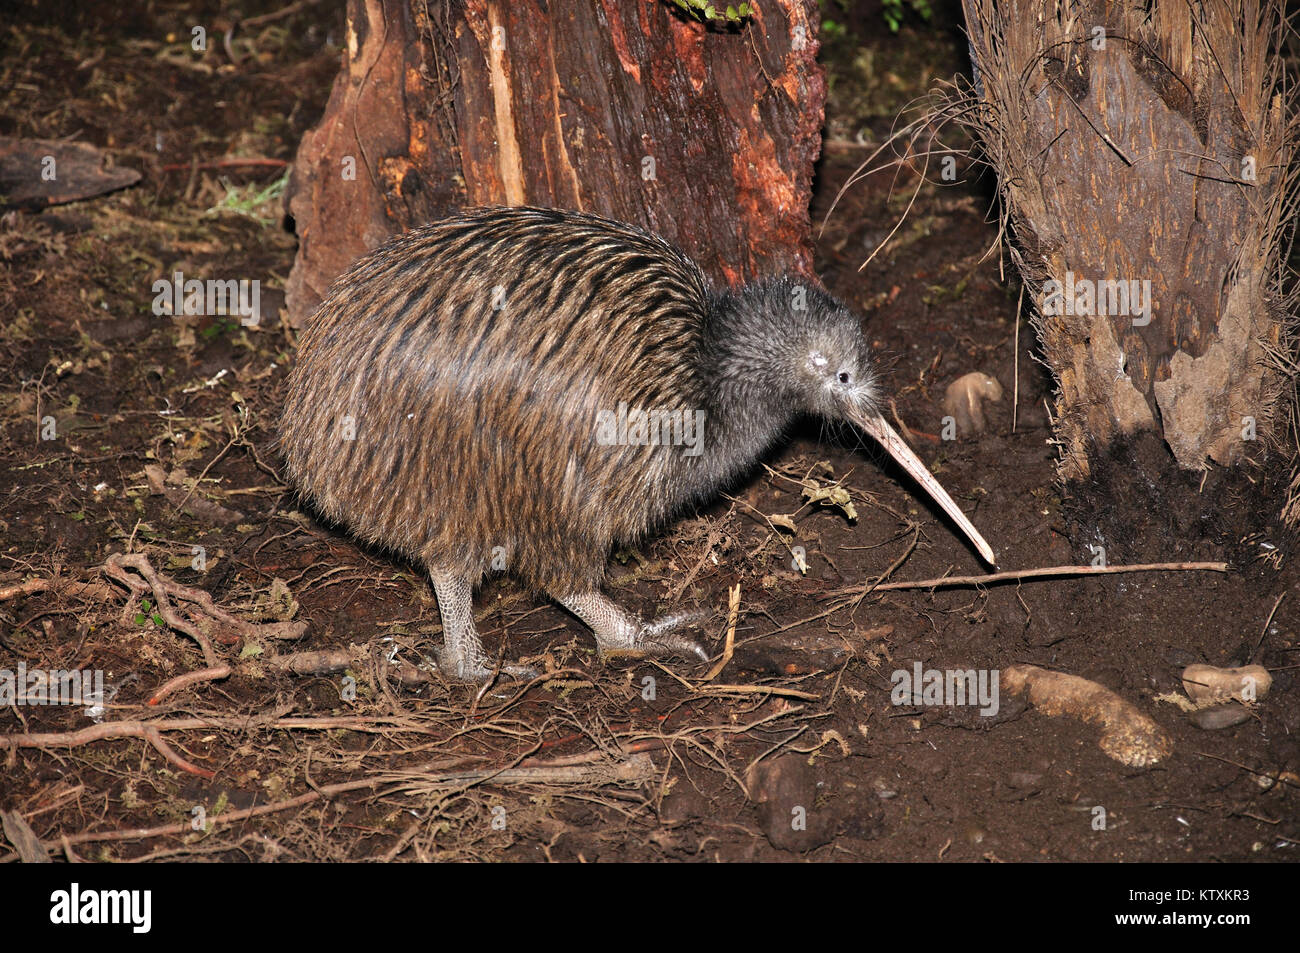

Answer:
[285,0,826,325]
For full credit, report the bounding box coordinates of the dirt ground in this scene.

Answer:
[0,1,1296,862]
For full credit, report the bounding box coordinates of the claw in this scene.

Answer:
[435,648,538,683]
[606,610,711,663]
[559,592,713,665]
[639,630,709,662]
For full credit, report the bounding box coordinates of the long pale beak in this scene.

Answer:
[850,410,997,567]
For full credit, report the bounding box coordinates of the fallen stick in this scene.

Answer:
[695,684,820,700]
[0,576,116,602]
[866,560,1228,592]
[766,560,1229,639]
[702,583,741,682]
[104,553,308,652]
[384,753,656,788]
[148,645,427,705]
[148,665,233,706]
[0,720,216,778]
[159,158,288,172]
[1,715,451,753]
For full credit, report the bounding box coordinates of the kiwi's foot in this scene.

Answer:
[559,593,711,663]
[630,609,710,661]
[435,648,539,683]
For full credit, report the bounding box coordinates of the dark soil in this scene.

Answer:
[0,0,1296,862]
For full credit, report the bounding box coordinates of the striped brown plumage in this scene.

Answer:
[284,207,723,595]
[281,206,992,680]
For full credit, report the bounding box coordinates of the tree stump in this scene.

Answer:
[960,0,1297,486]
[284,0,827,326]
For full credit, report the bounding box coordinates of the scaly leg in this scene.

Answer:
[558,591,709,662]
[429,568,535,681]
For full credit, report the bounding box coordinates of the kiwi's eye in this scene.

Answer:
[838,371,851,384]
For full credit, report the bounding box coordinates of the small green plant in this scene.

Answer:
[205,170,289,225]
[200,317,240,340]
[135,598,164,627]
[672,0,753,24]
[820,0,849,38]
[882,0,932,32]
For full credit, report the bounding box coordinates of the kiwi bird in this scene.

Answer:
[281,207,996,680]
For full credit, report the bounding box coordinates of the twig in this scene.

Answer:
[867,560,1228,592]
[1012,280,1023,432]
[0,721,216,778]
[764,558,1228,641]
[142,725,215,778]
[852,528,920,609]
[0,577,54,600]
[1195,752,1300,791]
[1052,81,1134,165]
[103,554,221,666]
[646,657,815,700]
[702,584,740,681]
[0,576,115,601]
[383,753,656,788]
[159,158,288,172]
[1253,591,1286,663]
[725,493,805,568]
[240,0,323,28]
[2,715,456,749]
[665,515,728,602]
[694,684,819,700]
[148,666,234,705]
[171,424,244,514]
[14,744,657,857]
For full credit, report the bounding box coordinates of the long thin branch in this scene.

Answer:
[869,560,1228,592]
[763,560,1229,639]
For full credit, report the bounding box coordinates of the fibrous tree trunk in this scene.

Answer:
[959,0,1298,482]
[284,0,826,325]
